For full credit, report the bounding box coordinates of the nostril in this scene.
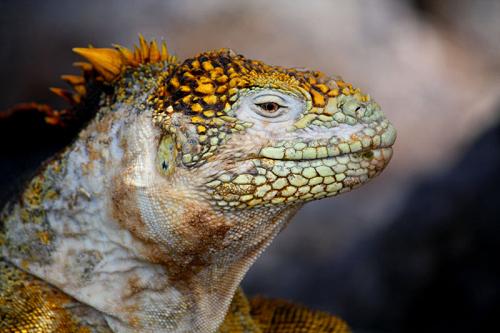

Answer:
[355,106,362,117]
[355,105,367,119]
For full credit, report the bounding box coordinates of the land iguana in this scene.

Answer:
[0,35,396,332]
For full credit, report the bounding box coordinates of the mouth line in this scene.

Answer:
[257,146,392,163]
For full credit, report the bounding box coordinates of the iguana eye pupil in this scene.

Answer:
[258,102,280,112]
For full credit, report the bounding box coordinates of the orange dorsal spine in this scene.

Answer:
[50,35,175,106]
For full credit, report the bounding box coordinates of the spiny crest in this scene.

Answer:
[50,34,176,105]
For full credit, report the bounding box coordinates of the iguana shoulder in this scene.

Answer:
[0,259,112,332]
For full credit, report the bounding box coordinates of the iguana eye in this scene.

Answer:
[243,91,301,123]
[255,102,286,118]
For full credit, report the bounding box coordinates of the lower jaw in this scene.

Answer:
[210,147,393,209]
[257,148,392,203]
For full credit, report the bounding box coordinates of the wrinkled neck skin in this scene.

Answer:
[1,99,300,333]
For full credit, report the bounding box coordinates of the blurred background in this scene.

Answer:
[1,0,499,331]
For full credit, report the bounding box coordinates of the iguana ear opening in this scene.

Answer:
[156,134,178,176]
[159,112,209,167]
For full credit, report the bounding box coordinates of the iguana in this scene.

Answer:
[0,35,396,333]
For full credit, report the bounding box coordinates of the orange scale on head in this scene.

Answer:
[191,116,204,124]
[169,76,180,89]
[209,71,219,80]
[182,95,192,104]
[191,103,203,113]
[195,83,215,95]
[202,61,214,71]
[203,110,215,118]
[228,78,240,88]
[327,89,340,97]
[216,75,229,84]
[310,89,326,107]
[197,76,213,84]
[336,80,347,88]
[314,84,329,94]
[203,95,217,105]
[216,85,228,94]
[191,60,200,69]
[237,80,248,88]
[197,125,207,134]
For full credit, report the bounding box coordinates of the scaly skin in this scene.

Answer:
[0,36,396,332]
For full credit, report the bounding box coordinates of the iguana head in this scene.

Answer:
[151,48,396,210]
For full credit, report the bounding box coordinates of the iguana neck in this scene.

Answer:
[0,93,299,332]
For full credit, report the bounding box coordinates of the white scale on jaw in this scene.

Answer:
[282,123,365,142]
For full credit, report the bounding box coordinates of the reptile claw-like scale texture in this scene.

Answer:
[0,35,396,332]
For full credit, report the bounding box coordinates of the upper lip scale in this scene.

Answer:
[258,131,396,161]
